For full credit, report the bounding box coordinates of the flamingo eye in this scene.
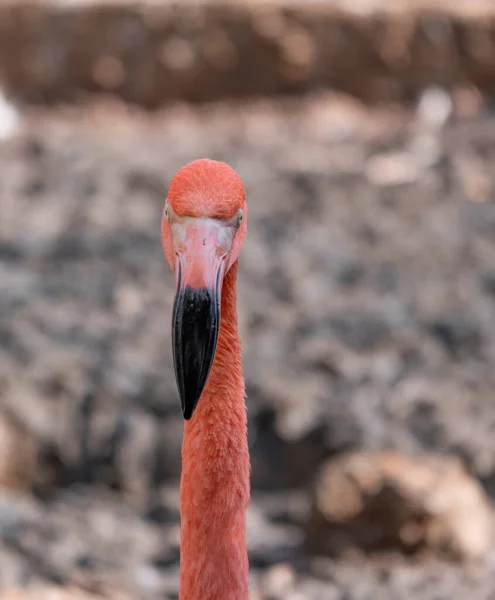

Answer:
[164,206,170,220]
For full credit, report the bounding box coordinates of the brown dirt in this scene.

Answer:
[4,0,495,106]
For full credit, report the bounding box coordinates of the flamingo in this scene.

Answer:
[161,159,250,600]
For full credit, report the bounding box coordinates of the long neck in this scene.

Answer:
[179,262,250,600]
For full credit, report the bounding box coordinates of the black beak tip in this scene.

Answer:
[178,375,209,420]
[172,282,220,421]
[181,395,197,420]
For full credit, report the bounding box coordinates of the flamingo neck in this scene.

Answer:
[179,261,250,600]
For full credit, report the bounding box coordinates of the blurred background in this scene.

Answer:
[2,0,495,598]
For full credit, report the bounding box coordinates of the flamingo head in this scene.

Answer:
[161,159,247,419]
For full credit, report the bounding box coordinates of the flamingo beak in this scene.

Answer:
[171,217,235,419]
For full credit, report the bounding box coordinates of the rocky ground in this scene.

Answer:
[2,90,495,598]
